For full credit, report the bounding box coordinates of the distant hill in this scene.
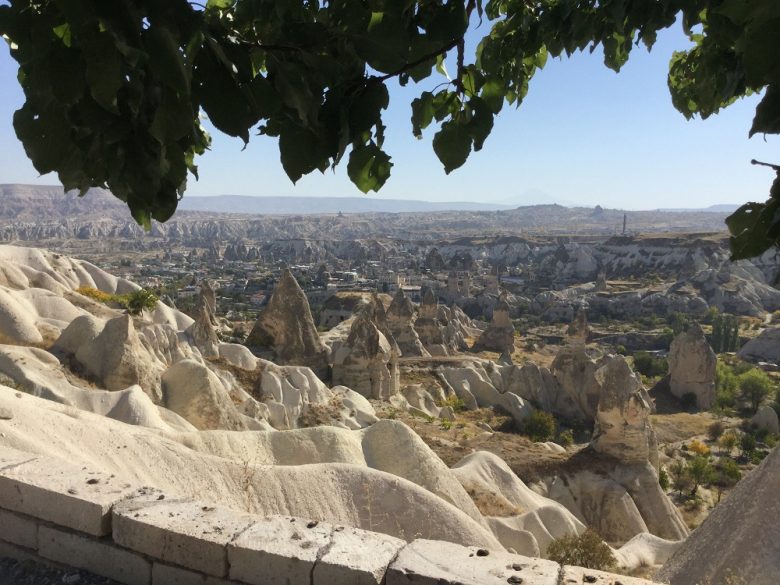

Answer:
[177,194,514,214]
[658,203,739,213]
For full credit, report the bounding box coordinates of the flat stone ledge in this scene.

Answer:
[228,516,333,585]
[38,525,151,585]
[0,446,38,470]
[0,508,39,549]
[386,539,560,585]
[313,525,405,585]
[113,498,254,578]
[0,454,139,536]
[560,565,662,585]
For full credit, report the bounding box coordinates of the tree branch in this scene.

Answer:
[367,37,463,84]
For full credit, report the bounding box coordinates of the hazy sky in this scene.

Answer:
[1,20,777,209]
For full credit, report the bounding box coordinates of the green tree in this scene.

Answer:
[738,369,774,413]
[0,0,779,257]
[711,314,740,353]
[546,529,616,571]
[712,457,742,503]
[719,430,739,455]
[669,460,692,497]
[687,456,714,498]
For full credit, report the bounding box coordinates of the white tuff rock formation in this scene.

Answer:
[667,323,716,410]
[245,269,329,378]
[472,291,515,358]
[386,288,429,357]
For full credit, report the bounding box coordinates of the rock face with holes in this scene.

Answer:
[386,288,429,358]
[332,310,397,400]
[667,323,716,410]
[245,269,329,378]
[472,291,515,358]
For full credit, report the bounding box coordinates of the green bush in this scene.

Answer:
[738,369,774,413]
[546,530,616,571]
[668,312,690,335]
[740,433,757,455]
[557,429,574,448]
[615,344,627,356]
[715,361,738,409]
[632,351,668,378]
[522,411,556,442]
[707,420,725,441]
[124,288,159,315]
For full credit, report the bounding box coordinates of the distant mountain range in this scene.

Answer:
[658,204,739,213]
[0,183,736,221]
[177,194,514,214]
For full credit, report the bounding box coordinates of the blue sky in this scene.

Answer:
[0,20,777,209]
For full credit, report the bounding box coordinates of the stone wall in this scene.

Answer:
[0,446,661,585]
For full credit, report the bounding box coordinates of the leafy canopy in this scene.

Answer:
[0,0,778,257]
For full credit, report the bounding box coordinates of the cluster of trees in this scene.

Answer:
[0,0,778,258]
[715,360,777,413]
[711,314,741,353]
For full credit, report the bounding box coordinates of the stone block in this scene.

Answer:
[0,455,139,536]
[386,539,560,585]
[38,525,151,585]
[152,564,245,585]
[0,538,42,564]
[0,509,38,549]
[228,516,333,585]
[113,498,254,578]
[313,525,405,585]
[560,565,662,585]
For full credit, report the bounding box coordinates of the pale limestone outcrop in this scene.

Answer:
[738,327,780,364]
[197,279,217,322]
[472,291,515,358]
[657,445,780,585]
[549,346,602,421]
[667,323,716,410]
[245,269,329,377]
[0,287,45,345]
[257,359,378,430]
[414,288,448,356]
[566,308,590,344]
[386,288,429,357]
[751,405,780,435]
[438,362,535,426]
[189,302,219,358]
[161,359,256,431]
[188,280,220,358]
[332,311,397,400]
[0,344,193,432]
[546,459,689,546]
[0,390,501,549]
[439,305,474,353]
[591,355,658,469]
[70,314,166,401]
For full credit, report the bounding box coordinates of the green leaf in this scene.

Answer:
[467,97,494,151]
[84,34,124,113]
[433,119,472,173]
[750,86,780,136]
[145,27,190,94]
[347,142,392,193]
[278,123,323,183]
[480,76,505,113]
[411,91,434,137]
